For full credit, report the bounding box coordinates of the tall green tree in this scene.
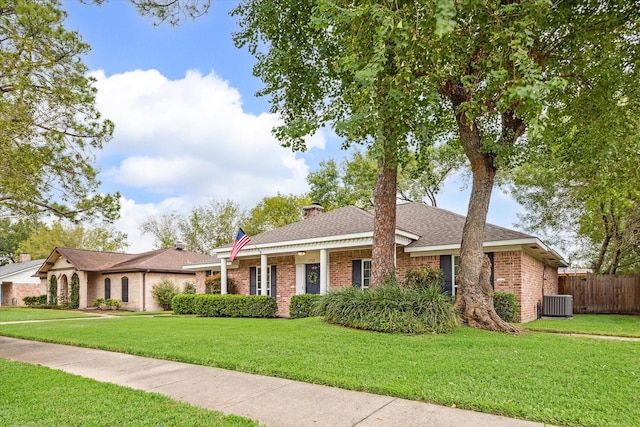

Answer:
[18,221,129,259]
[139,199,247,252]
[139,212,183,249]
[244,193,310,235]
[0,217,40,265]
[180,199,246,253]
[233,0,640,331]
[0,0,119,220]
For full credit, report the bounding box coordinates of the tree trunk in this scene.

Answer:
[371,142,398,287]
[452,107,520,333]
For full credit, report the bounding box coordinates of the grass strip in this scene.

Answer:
[1,315,639,426]
[521,314,640,337]
[0,358,261,427]
[0,307,94,322]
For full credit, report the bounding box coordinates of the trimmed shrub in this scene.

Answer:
[23,295,48,307]
[172,294,198,314]
[93,298,105,308]
[404,267,445,290]
[289,294,323,319]
[204,274,237,294]
[104,298,121,309]
[494,292,519,322]
[69,273,80,309]
[152,279,180,310]
[192,294,277,318]
[319,279,458,334]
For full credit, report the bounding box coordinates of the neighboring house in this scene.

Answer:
[0,255,45,306]
[36,244,215,311]
[184,203,567,322]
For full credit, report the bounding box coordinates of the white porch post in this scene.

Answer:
[220,259,228,294]
[320,249,328,295]
[260,254,268,295]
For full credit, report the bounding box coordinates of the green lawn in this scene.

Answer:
[521,314,640,338]
[0,307,95,322]
[1,316,638,426]
[0,358,261,427]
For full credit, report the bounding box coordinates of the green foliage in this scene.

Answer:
[403,266,445,290]
[69,273,80,309]
[204,274,237,295]
[192,294,277,318]
[243,193,310,235]
[151,280,180,310]
[319,280,458,334]
[289,294,323,319]
[0,0,119,221]
[48,276,57,305]
[0,218,40,265]
[183,281,196,294]
[172,294,198,315]
[493,292,519,323]
[93,298,104,308]
[23,295,47,307]
[104,299,122,309]
[17,220,128,259]
[140,199,246,252]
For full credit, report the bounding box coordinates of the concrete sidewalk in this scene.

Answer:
[0,336,542,427]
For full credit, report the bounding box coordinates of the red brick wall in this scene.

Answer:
[328,249,371,289]
[197,249,559,322]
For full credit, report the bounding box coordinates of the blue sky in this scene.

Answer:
[61,0,524,253]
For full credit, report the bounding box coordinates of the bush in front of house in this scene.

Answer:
[23,295,48,307]
[319,277,458,334]
[193,294,277,318]
[204,274,237,294]
[493,292,519,322]
[403,266,445,290]
[289,294,323,319]
[183,281,197,294]
[172,294,198,314]
[152,279,180,310]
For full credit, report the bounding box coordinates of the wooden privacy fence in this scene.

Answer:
[559,275,640,314]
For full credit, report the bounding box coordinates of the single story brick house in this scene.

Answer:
[0,255,45,306]
[183,202,567,323]
[36,244,214,311]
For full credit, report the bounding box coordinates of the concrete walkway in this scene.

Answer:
[0,336,542,427]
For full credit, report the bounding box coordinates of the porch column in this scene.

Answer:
[220,259,228,294]
[320,249,328,295]
[260,254,268,295]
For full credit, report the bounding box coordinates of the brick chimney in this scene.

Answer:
[18,253,31,263]
[303,203,324,219]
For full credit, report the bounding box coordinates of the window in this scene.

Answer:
[352,259,371,291]
[452,256,460,296]
[361,260,372,290]
[121,277,129,302]
[105,278,111,299]
[256,266,271,296]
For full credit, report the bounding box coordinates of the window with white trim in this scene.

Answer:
[361,259,372,290]
[452,255,460,296]
[256,266,271,296]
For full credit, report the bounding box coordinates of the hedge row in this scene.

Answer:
[23,295,48,307]
[172,294,277,318]
[289,294,323,319]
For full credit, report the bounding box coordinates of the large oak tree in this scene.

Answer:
[1,0,119,221]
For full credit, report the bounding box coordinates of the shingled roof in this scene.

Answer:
[396,202,533,248]
[38,246,216,276]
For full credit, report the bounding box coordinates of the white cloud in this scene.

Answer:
[90,69,330,251]
[92,69,320,208]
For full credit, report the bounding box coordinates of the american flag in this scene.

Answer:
[230,227,250,262]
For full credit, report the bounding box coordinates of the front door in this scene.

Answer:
[305,263,320,294]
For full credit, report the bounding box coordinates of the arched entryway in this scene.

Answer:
[58,274,69,306]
